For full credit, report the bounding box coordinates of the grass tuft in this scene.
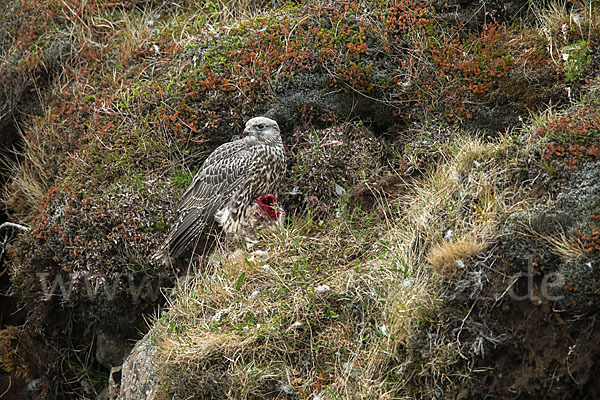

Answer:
[427,238,487,276]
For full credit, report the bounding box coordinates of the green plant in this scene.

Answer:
[563,39,591,82]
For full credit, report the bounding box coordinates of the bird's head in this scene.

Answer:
[243,117,280,142]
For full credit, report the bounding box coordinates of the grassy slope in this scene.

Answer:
[0,0,599,398]
[154,132,540,398]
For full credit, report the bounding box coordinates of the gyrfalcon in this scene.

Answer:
[153,116,286,262]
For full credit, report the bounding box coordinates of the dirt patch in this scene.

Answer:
[464,160,600,398]
[471,290,600,399]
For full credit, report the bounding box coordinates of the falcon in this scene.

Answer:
[153,117,286,263]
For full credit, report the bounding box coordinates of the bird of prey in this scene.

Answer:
[153,117,286,263]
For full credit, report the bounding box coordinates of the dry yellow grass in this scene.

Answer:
[539,231,587,262]
[427,238,487,275]
[2,118,54,223]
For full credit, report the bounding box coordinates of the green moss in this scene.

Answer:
[171,167,198,194]
[563,39,591,83]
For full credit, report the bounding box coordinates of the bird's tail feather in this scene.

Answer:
[151,243,170,265]
[152,208,207,263]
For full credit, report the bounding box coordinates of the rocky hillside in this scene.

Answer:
[0,0,599,398]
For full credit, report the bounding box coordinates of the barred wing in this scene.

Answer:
[154,141,251,260]
[179,139,249,209]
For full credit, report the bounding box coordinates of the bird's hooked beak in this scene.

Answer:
[243,127,252,137]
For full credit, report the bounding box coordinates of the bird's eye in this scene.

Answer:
[257,124,265,130]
